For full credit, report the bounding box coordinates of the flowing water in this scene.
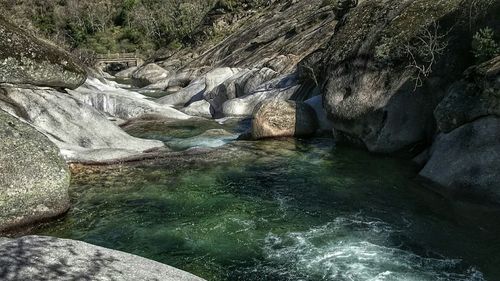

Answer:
[34,87,500,280]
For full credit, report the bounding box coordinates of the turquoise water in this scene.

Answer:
[36,121,500,281]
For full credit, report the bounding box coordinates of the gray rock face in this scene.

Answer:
[251,99,317,139]
[0,235,206,281]
[419,117,500,204]
[319,0,499,153]
[0,110,69,232]
[132,63,169,84]
[0,84,164,163]
[222,73,300,117]
[0,17,86,89]
[68,77,190,120]
[435,56,500,133]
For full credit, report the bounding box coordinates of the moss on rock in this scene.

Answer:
[0,17,86,89]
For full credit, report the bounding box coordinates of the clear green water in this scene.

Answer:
[36,121,500,281]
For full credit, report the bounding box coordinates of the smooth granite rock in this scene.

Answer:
[0,236,206,281]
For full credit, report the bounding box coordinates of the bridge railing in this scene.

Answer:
[95,52,142,60]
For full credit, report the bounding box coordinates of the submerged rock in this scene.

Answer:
[0,236,206,281]
[0,17,86,89]
[0,85,164,163]
[0,110,69,232]
[251,99,317,139]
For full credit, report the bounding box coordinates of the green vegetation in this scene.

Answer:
[0,0,218,55]
[472,27,500,63]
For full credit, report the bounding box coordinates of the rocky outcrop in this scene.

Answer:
[319,0,499,153]
[132,63,169,84]
[250,99,317,139]
[158,0,338,74]
[0,84,164,163]
[0,110,69,232]
[0,17,86,89]
[205,67,279,117]
[68,77,190,120]
[419,55,500,204]
[222,73,300,116]
[0,236,206,281]
[157,67,241,106]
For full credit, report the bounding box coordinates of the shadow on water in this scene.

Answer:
[31,135,500,281]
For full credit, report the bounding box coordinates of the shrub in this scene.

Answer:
[472,27,499,63]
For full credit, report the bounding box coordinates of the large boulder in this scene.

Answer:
[0,236,206,281]
[0,84,164,163]
[222,73,300,116]
[419,117,500,204]
[250,99,318,139]
[0,17,86,89]
[419,55,500,204]
[319,0,500,153]
[114,66,138,79]
[132,63,169,84]
[0,110,70,232]
[205,68,278,117]
[180,100,212,118]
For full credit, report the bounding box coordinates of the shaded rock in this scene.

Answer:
[0,235,206,281]
[115,66,138,79]
[419,117,500,204]
[0,17,86,89]
[0,85,164,163]
[132,63,169,84]
[67,77,190,120]
[320,0,500,153]
[251,99,317,139]
[0,110,69,232]
[304,95,334,132]
[222,73,300,116]
[435,55,500,133]
[181,100,212,118]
